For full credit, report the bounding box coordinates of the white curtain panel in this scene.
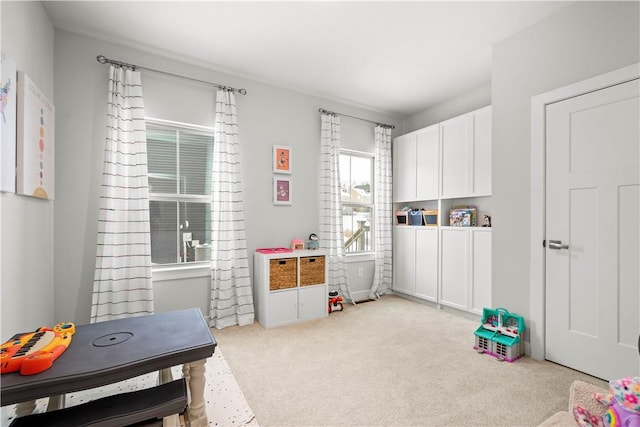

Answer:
[91,65,154,323]
[319,113,353,301]
[370,126,393,298]
[209,89,255,329]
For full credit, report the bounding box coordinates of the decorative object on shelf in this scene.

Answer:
[291,239,304,250]
[272,145,292,174]
[408,209,424,225]
[17,71,55,199]
[328,291,343,313]
[273,176,292,205]
[482,214,492,227]
[307,233,319,250]
[256,247,293,254]
[449,206,477,226]
[394,210,409,225]
[422,209,438,226]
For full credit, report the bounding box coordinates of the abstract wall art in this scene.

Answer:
[17,71,55,200]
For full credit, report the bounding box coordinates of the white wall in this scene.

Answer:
[53,30,399,324]
[491,1,639,352]
[0,1,55,339]
[401,82,491,133]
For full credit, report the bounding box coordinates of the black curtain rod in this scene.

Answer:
[96,55,247,95]
[319,108,395,130]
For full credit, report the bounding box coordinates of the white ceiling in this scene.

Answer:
[43,1,572,117]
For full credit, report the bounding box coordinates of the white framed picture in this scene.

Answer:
[273,176,292,205]
[273,145,292,174]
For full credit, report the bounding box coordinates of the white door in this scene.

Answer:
[545,78,639,380]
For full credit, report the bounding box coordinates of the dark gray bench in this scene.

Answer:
[9,378,187,427]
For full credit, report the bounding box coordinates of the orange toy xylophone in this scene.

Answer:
[0,322,75,375]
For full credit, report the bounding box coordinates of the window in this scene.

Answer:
[340,151,374,254]
[146,120,214,265]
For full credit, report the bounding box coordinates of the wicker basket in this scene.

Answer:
[300,256,325,286]
[269,258,297,290]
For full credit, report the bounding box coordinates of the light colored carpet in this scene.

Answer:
[213,294,607,426]
[0,348,255,426]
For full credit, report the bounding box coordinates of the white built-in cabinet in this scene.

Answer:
[393,227,438,302]
[254,250,328,328]
[393,124,439,203]
[439,227,491,314]
[392,105,492,315]
[440,106,492,198]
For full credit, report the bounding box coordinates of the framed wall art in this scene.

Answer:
[1,52,17,193]
[273,176,292,205]
[17,71,55,200]
[273,145,292,174]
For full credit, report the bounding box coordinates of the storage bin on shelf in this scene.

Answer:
[473,307,525,362]
[269,258,297,290]
[300,256,325,286]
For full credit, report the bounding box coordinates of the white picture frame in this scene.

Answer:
[273,145,292,174]
[273,176,292,205]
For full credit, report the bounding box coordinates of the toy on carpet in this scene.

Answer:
[473,307,525,362]
[307,233,319,250]
[328,291,343,313]
[573,376,640,427]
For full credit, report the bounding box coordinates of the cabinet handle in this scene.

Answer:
[279,260,286,265]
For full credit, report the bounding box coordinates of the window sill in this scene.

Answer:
[152,262,211,282]
[344,252,375,263]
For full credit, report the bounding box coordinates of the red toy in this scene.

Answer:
[328,291,343,313]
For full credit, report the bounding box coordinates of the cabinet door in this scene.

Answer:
[393,134,416,202]
[268,290,298,327]
[415,125,439,201]
[299,285,327,321]
[473,107,492,196]
[393,226,416,295]
[470,229,491,315]
[439,228,468,310]
[440,115,471,198]
[415,227,438,302]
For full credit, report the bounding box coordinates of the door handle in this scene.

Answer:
[548,240,569,250]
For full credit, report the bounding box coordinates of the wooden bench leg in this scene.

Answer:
[46,395,65,411]
[183,359,208,427]
[14,401,36,417]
